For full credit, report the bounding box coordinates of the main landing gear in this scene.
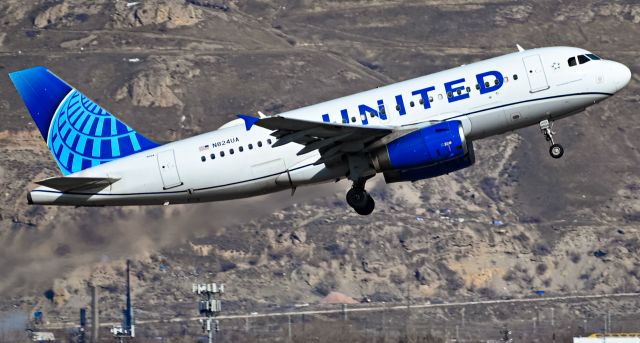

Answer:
[346,179,375,215]
[539,119,564,159]
[345,154,376,215]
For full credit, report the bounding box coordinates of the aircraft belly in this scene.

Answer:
[468,93,605,139]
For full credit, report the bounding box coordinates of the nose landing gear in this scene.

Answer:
[540,119,564,159]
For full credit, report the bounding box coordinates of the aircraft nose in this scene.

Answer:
[611,61,632,92]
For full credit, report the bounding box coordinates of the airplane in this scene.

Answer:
[9,46,631,215]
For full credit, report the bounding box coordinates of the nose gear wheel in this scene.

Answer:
[540,119,564,159]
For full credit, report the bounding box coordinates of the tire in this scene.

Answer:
[354,195,375,215]
[549,144,564,159]
[346,188,368,208]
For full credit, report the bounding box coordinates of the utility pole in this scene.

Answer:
[551,307,555,343]
[111,260,135,341]
[193,283,224,343]
[79,308,86,343]
[90,284,99,343]
[288,314,292,341]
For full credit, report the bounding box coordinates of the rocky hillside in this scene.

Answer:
[0,0,638,334]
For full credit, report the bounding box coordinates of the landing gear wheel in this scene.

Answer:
[347,188,375,215]
[540,120,564,159]
[346,187,368,209]
[353,194,375,216]
[549,143,564,159]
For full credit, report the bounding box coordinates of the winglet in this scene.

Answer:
[516,44,525,52]
[237,114,260,131]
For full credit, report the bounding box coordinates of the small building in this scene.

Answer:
[30,331,55,341]
[574,334,640,342]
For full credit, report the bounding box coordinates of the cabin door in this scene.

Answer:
[157,149,183,190]
[522,55,550,93]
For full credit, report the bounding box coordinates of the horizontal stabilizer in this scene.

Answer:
[35,176,120,192]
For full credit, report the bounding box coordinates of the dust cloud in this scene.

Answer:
[0,180,346,294]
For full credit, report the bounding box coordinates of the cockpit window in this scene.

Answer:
[586,53,601,60]
[578,55,590,64]
[568,57,577,67]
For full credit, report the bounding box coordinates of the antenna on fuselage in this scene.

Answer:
[516,44,525,52]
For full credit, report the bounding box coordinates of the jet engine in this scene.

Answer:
[371,120,475,183]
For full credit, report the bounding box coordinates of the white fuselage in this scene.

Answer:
[29,47,631,206]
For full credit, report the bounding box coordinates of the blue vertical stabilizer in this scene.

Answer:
[9,66,158,175]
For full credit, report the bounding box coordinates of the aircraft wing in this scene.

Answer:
[254,115,396,165]
[35,176,120,192]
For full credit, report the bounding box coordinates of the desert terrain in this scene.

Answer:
[0,0,639,342]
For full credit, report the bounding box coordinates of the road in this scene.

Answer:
[42,292,640,330]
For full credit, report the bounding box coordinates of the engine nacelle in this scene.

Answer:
[372,120,469,171]
[382,144,475,183]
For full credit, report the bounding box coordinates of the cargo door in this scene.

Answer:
[156,149,183,190]
[522,55,550,93]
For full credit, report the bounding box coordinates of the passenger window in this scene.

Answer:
[429,96,433,103]
[201,156,206,162]
[513,74,518,80]
[438,94,443,100]
[396,105,400,111]
[504,76,509,83]
[578,55,590,64]
[220,151,225,157]
[494,79,500,85]
[568,57,577,67]
[466,86,471,93]
[381,107,386,114]
[484,81,490,87]
[369,111,375,117]
[342,117,349,124]
[230,148,234,155]
[419,98,424,105]
[239,146,243,152]
[248,143,253,149]
[257,141,263,147]
[475,84,480,90]
[267,139,272,145]
[447,92,452,98]
[410,101,415,107]
[351,117,356,123]
[210,153,215,159]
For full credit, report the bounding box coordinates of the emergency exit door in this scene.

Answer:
[157,149,183,189]
[522,55,550,93]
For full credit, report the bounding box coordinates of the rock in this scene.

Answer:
[594,249,608,258]
[115,57,199,108]
[34,3,69,28]
[361,259,371,273]
[112,0,202,29]
[289,232,302,244]
[321,291,358,304]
